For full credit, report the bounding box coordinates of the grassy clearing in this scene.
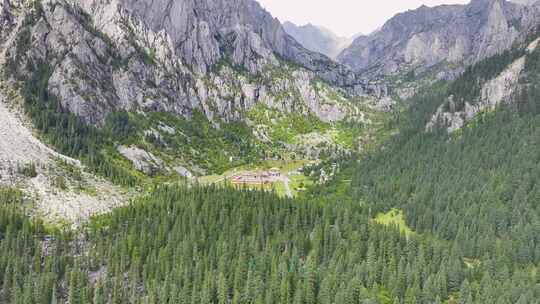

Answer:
[198,160,316,197]
[374,209,414,236]
[289,173,314,197]
[199,160,313,183]
[463,258,481,269]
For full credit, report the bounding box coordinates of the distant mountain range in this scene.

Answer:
[282,21,360,59]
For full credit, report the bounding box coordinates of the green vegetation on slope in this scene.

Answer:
[106,110,268,175]
[354,105,540,264]
[344,39,540,302]
[16,61,142,187]
[247,104,330,144]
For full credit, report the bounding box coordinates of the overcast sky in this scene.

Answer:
[256,0,471,37]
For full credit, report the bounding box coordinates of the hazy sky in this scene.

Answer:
[256,0,471,37]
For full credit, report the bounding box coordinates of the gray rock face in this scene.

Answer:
[429,56,525,132]
[79,0,362,87]
[0,0,20,32]
[338,0,540,78]
[512,0,539,6]
[1,0,12,24]
[426,37,540,133]
[117,145,164,175]
[173,166,193,179]
[107,0,282,74]
[1,0,386,126]
[283,21,356,59]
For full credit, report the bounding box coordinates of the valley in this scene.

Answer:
[1,0,540,303]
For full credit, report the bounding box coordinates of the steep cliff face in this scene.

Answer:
[83,0,289,75]
[338,0,540,79]
[427,37,540,133]
[1,0,11,24]
[282,21,355,59]
[0,0,16,36]
[1,0,378,126]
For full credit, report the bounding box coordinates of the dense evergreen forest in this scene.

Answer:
[348,104,540,303]
[348,36,540,303]
[3,184,538,304]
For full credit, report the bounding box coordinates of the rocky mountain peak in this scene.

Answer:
[0,0,390,128]
[338,0,540,80]
[82,0,368,87]
[79,0,285,74]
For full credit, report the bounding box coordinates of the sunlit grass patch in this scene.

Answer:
[374,208,414,236]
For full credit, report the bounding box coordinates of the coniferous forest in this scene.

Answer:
[2,184,538,304]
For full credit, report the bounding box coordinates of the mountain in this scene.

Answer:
[282,21,357,59]
[0,0,396,180]
[338,0,540,80]
[5,33,540,302]
[0,0,383,127]
[0,0,393,217]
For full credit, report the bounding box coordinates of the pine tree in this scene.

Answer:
[94,281,106,304]
[218,272,229,304]
[51,287,59,304]
[459,279,472,304]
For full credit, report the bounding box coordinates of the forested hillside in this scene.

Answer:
[3,184,539,304]
[347,32,540,304]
